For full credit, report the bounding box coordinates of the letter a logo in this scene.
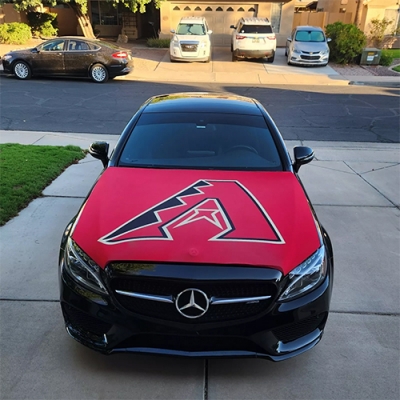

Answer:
[99,180,284,245]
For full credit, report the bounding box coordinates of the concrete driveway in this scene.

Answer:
[128,46,344,85]
[0,131,399,400]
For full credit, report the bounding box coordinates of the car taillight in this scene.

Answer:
[267,35,276,40]
[112,51,128,59]
[235,35,246,40]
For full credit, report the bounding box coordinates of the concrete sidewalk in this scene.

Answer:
[0,129,399,399]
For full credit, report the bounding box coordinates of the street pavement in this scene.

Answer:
[0,130,399,400]
[0,40,399,400]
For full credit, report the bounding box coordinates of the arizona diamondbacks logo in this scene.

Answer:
[99,180,284,245]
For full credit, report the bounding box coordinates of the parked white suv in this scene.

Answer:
[170,17,212,63]
[230,17,276,63]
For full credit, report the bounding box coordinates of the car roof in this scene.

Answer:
[179,16,207,24]
[142,93,261,115]
[295,25,324,31]
[239,17,271,25]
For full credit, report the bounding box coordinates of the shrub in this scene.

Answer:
[0,22,32,45]
[146,38,170,48]
[367,17,394,48]
[325,22,367,64]
[379,50,395,66]
[27,12,58,38]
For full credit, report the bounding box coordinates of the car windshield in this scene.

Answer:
[176,23,206,35]
[295,30,325,42]
[240,25,272,34]
[118,113,283,171]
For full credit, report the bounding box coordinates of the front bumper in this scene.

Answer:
[289,53,329,66]
[170,43,210,62]
[60,258,333,361]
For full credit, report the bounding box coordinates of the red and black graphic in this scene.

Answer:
[99,180,284,245]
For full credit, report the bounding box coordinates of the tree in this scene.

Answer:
[0,1,163,38]
[367,17,395,48]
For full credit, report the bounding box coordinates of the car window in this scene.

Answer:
[119,113,282,171]
[67,40,90,51]
[176,23,206,35]
[40,40,65,52]
[240,25,272,34]
[295,30,325,42]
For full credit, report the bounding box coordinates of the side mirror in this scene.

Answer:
[327,38,332,43]
[208,30,213,34]
[89,141,109,168]
[32,48,40,53]
[287,37,292,42]
[170,29,176,34]
[230,25,236,29]
[293,146,314,172]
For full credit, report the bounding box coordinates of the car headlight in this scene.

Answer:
[64,238,108,294]
[200,41,207,48]
[321,50,329,55]
[2,54,12,61]
[293,48,302,54]
[279,246,327,301]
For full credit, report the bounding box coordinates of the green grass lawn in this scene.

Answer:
[383,48,400,59]
[0,144,86,226]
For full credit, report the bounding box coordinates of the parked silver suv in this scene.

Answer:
[170,17,212,63]
[230,17,276,63]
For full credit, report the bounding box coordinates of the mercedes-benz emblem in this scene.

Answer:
[175,288,209,319]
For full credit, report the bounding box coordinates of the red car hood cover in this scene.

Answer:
[72,168,320,275]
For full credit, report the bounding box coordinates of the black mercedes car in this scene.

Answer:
[59,93,333,361]
[1,36,133,83]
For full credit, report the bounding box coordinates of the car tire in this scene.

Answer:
[232,52,238,62]
[13,61,31,80]
[285,48,288,56]
[267,52,275,63]
[90,63,108,83]
[230,43,233,52]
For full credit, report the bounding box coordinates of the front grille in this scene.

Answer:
[301,55,320,60]
[181,43,198,52]
[63,304,112,336]
[272,313,327,343]
[110,277,276,323]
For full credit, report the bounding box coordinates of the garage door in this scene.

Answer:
[170,4,258,46]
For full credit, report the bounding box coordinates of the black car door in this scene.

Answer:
[32,39,65,75]
[64,40,98,76]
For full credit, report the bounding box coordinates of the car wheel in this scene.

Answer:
[285,48,288,56]
[230,43,233,52]
[267,52,275,63]
[232,52,238,62]
[13,61,31,80]
[90,63,108,83]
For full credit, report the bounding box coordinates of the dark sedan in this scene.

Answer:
[1,37,133,83]
[59,93,334,361]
